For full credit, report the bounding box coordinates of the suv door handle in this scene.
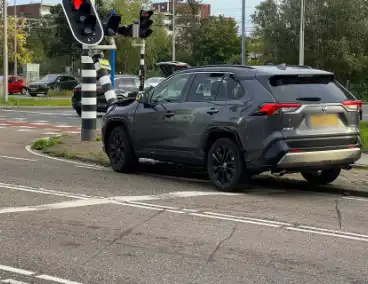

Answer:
[207,108,220,115]
[164,111,175,118]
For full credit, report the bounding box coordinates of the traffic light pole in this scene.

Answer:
[81,47,97,141]
[139,40,146,91]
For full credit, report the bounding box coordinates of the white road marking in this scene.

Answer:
[32,122,49,125]
[112,191,239,202]
[285,227,368,242]
[65,131,80,134]
[1,110,76,116]
[55,125,73,128]
[0,127,7,129]
[0,265,34,276]
[0,155,36,162]
[43,132,60,135]
[0,199,110,215]
[17,126,34,129]
[343,196,368,202]
[1,279,31,284]
[0,124,10,126]
[17,129,33,132]
[75,165,107,170]
[36,274,82,284]
[0,182,94,200]
[12,118,26,121]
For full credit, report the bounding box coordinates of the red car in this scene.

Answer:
[8,75,29,95]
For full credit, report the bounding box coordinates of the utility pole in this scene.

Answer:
[241,0,246,65]
[14,0,17,76]
[299,0,305,66]
[3,0,9,102]
[172,0,175,61]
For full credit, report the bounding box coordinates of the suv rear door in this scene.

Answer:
[171,72,228,161]
[256,73,362,148]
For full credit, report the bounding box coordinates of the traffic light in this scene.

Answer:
[118,24,134,37]
[139,10,153,38]
[102,10,122,36]
[61,0,104,46]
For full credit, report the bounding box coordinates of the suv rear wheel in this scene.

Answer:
[301,168,341,185]
[106,126,138,173]
[207,138,246,192]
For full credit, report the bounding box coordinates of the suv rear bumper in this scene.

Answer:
[277,148,361,169]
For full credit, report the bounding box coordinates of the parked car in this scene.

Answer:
[8,75,28,95]
[101,63,363,191]
[28,74,79,97]
[144,77,165,89]
[72,75,139,116]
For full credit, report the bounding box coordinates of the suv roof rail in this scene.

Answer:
[263,63,313,69]
[199,64,255,69]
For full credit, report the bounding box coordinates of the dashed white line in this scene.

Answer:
[1,279,31,284]
[55,125,73,128]
[0,155,36,162]
[0,265,34,276]
[0,124,10,126]
[17,129,33,132]
[17,126,34,129]
[343,196,368,202]
[36,274,82,284]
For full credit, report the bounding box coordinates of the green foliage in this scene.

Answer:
[0,97,72,106]
[360,122,368,151]
[32,136,63,151]
[47,89,73,97]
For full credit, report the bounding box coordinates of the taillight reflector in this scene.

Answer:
[258,103,301,116]
[342,100,362,111]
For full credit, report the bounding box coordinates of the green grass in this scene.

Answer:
[47,89,73,97]
[360,122,368,151]
[0,97,72,106]
[31,136,63,150]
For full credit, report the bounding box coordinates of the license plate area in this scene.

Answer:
[308,114,339,128]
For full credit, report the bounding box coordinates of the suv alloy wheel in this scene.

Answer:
[207,138,247,192]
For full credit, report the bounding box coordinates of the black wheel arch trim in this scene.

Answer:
[201,126,244,153]
[103,117,135,151]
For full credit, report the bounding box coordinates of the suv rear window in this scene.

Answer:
[263,75,355,102]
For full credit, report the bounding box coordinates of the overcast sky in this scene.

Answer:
[15,0,262,34]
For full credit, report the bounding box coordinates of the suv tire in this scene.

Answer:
[207,138,246,192]
[107,126,138,173]
[75,107,81,117]
[301,168,341,185]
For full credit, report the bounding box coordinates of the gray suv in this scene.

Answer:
[101,64,363,191]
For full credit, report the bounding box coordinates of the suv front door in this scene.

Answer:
[133,73,193,159]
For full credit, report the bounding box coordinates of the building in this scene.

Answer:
[7,2,56,25]
[152,1,211,34]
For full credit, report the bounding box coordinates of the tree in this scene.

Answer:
[191,16,240,65]
[0,16,33,71]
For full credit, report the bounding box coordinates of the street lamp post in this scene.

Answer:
[3,0,9,102]
[14,0,17,76]
[172,0,176,61]
[299,0,305,66]
[241,0,246,65]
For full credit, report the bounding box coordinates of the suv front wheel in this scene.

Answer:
[106,126,138,173]
[207,138,246,192]
[301,168,341,185]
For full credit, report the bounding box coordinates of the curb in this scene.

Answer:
[0,106,71,110]
[352,164,368,170]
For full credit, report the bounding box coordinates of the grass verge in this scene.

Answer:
[47,89,73,97]
[0,97,72,106]
[32,136,64,150]
[360,122,368,152]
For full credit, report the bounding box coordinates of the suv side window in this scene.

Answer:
[186,73,225,102]
[220,75,245,101]
[150,73,191,103]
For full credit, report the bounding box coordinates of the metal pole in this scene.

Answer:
[299,0,305,66]
[241,0,246,65]
[110,50,115,88]
[172,0,175,61]
[80,47,97,141]
[139,40,145,91]
[14,0,17,76]
[3,0,9,102]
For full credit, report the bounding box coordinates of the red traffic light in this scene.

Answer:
[73,0,83,9]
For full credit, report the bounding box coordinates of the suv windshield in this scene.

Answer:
[40,75,58,83]
[264,74,355,103]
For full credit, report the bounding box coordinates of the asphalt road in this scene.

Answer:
[0,108,367,283]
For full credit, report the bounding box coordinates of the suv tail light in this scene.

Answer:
[255,103,302,116]
[342,100,362,111]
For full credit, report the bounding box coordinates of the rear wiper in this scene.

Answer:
[296,97,321,102]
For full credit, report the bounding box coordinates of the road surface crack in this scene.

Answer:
[206,224,236,264]
[335,199,342,229]
[78,210,164,267]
